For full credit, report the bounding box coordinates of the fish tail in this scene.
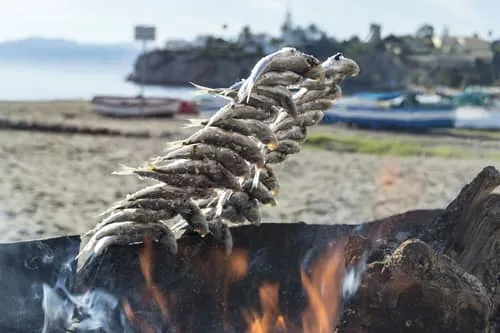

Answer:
[190,81,231,98]
[143,163,157,171]
[215,190,232,217]
[245,81,255,103]
[265,198,278,207]
[183,118,206,128]
[191,90,209,96]
[149,155,164,164]
[165,139,184,150]
[189,81,216,95]
[112,164,137,176]
[97,199,124,217]
[251,166,262,190]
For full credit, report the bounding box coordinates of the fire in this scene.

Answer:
[242,283,282,333]
[138,236,173,319]
[300,244,345,333]
[125,237,348,333]
[243,242,346,333]
[124,236,175,332]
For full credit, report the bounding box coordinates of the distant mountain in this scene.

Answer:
[0,37,140,65]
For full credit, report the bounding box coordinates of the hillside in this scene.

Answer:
[0,37,139,65]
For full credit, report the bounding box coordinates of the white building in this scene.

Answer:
[164,39,193,51]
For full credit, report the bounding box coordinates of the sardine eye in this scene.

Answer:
[306,55,320,66]
[334,52,343,60]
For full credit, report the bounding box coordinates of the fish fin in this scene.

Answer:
[217,94,235,101]
[189,81,214,93]
[265,199,278,207]
[245,80,255,103]
[112,164,137,176]
[165,139,184,149]
[183,118,207,128]
[190,81,232,98]
[149,155,164,164]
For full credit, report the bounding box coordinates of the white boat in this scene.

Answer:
[454,106,500,129]
[90,95,188,118]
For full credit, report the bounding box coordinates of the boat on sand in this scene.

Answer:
[324,91,455,129]
[90,95,198,118]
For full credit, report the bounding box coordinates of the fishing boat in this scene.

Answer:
[453,91,500,129]
[324,91,456,129]
[91,95,197,118]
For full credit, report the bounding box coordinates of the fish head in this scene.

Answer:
[277,46,299,56]
[322,52,360,79]
[296,52,322,80]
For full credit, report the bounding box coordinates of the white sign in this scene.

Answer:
[134,25,156,41]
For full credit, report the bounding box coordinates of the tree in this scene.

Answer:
[306,23,321,41]
[238,25,253,45]
[416,24,435,39]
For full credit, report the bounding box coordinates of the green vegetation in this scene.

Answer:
[435,128,500,140]
[183,21,499,88]
[304,133,500,160]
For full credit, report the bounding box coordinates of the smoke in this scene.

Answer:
[341,251,368,300]
[40,255,131,333]
[300,239,369,301]
[41,284,75,333]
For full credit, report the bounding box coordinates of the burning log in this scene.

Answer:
[0,167,497,332]
[57,166,498,333]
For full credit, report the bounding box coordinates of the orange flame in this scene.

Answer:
[125,237,348,333]
[139,235,173,320]
[243,283,282,333]
[124,236,175,332]
[226,248,249,282]
[123,300,156,333]
[243,242,346,333]
[300,244,346,333]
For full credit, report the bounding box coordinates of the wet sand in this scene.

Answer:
[0,101,497,241]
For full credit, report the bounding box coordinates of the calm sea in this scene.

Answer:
[0,60,197,101]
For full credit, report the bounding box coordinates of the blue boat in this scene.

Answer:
[324,92,456,129]
[351,91,404,101]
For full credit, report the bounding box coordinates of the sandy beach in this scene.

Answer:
[0,101,498,242]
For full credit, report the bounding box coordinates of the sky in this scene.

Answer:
[0,0,497,45]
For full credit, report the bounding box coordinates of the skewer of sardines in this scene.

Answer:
[77,47,359,270]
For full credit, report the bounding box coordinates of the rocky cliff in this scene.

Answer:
[127,49,261,88]
[126,48,471,91]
